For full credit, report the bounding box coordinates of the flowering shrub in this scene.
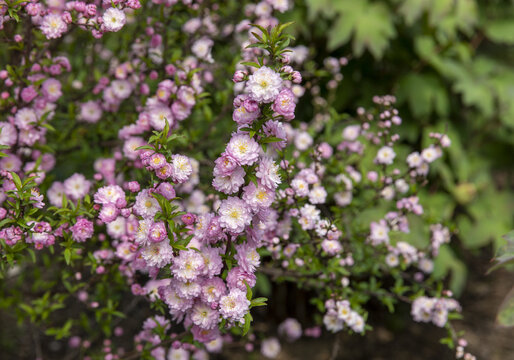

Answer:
[0,1,480,359]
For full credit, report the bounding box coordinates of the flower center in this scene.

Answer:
[229,209,240,219]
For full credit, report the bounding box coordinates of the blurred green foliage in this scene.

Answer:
[284,0,514,295]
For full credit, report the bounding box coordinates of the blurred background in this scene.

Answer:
[267,0,514,358]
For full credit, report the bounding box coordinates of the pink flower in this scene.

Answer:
[14,108,37,130]
[70,218,94,242]
[171,250,205,281]
[177,86,196,107]
[234,243,260,273]
[148,153,166,170]
[246,66,282,103]
[40,14,68,39]
[41,78,62,102]
[149,221,167,243]
[242,182,274,210]
[94,185,125,205]
[171,101,191,121]
[134,189,160,218]
[233,70,246,82]
[78,101,102,123]
[148,105,173,131]
[155,163,172,179]
[63,173,91,201]
[102,8,126,32]
[225,133,260,166]
[191,326,220,343]
[170,154,192,183]
[141,241,174,268]
[155,183,176,200]
[123,137,146,160]
[98,203,119,223]
[278,318,302,342]
[20,86,38,103]
[226,266,256,291]
[200,277,226,304]
[0,122,17,147]
[219,288,250,323]
[218,197,252,234]
[200,247,223,277]
[256,157,281,189]
[190,302,220,329]
[213,154,238,177]
[272,88,296,120]
[262,120,287,150]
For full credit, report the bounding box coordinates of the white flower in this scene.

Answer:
[261,337,281,359]
[40,13,68,39]
[381,185,395,200]
[14,108,37,130]
[349,312,365,333]
[308,186,327,204]
[268,0,290,13]
[342,125,360,141]
[418,258,434,273]
[134,189,160,219]
[334,191,352,206]
[421,146,441,163]
[167,347,189,360]
[323,312,343,332]
[246,66,283,103]
[395,179,409,193]
[141,241,173,268]
[107,216,126,240]
[370,221,389,245]
[376,146,396,165]
[0,122,17,147]
[63,173,91,201]
[291,178,309,197]
[218,197,251,234]
[385,253,399,267]
[192,37,214,63]
[102,8,126,32]
[294,131,313,151]
[171,154,193,184]
[135,219,152,246]
[406,151,423,168]
[336,301,351,320]
[440,135,451,147]
[149,105,174,131]
[110,80,132,99]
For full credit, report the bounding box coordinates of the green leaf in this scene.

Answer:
[433,245,467,297]
[242,312,253,336]
[244,280,252,301]
[488,231,514,274]
[10,172,22,191]
[398,0,431,26]
[396,74,449,117]
[250,297,268,308]
[497,286,514,327]
[484,20,514,45]
[240,61,260,68]
[320,1,396,58]
[64,248,71,265]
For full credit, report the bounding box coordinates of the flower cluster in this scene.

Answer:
[0,0,476,358]
[2,0,140,39]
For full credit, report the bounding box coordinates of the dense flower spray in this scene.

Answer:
[0,0,476,359]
